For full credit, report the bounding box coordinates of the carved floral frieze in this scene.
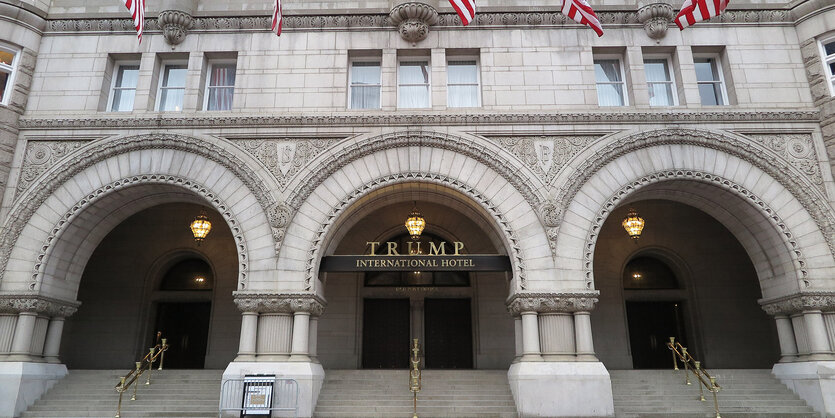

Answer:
[232,292,326,315]
[16,141,87,199]
[234,138,338,189]
[506,292,600,315]
[738,133,824,191]
[0,294,80,317]
[760,291,835,315]
[483,135,600,184]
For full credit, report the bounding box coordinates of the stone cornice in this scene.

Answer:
[40,8,798,35]
[0,293,80,317]
[232,291,327,315]
[17,110,820,130]
[760,291,835,315]
[506,291,600,314]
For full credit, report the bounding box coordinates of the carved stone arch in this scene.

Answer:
[0,133,282,284]
[550,128,835,260]
[302,172,529,292]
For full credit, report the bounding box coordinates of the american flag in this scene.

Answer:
[123,0,145,42]
[675,0,729,30]
[449,0,476,26]
[562,0,603,37]
[272,0,283,36]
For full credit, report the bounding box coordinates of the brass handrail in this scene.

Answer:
[409,338,422,418]
[113,333,169,418]
[667,337,721,418]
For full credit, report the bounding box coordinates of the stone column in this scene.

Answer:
[308,316,319,363]
[520,311,543,361]
[513,316,522,363]
[774,314,798,362]
[236,312,258,361]
[802,310,831,358]
[574,311,597,361]
[42,317,66,363]
[8,312,37,361]
[289,312,311,361]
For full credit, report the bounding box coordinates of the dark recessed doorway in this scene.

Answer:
[626,301,686,369]
[362,298,410,369]
[424,298,473,369]
[153,302,211,369]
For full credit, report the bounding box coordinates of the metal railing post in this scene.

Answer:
[146,347,155,385]
[669,337,679,370]
[682,347,691,385]
[131,362,141,401]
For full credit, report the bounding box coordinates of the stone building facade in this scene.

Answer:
[1,0,835,416]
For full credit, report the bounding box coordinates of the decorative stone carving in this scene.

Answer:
[233,292,326,315]
[761,292,835,315]
[506,292,600,315]
[389,2,439,43]
[304,171,528,292]
[267,202,293,253]
[16,140,87,198]
[157,10,194,45]
[581,169,810,290]
[637,3,674,40]
[483,135,600,184]
[739,133,824,192]
[17,110,820,130]
[539,201,562,259]
[0,294,80,317]
[234,138,338,189]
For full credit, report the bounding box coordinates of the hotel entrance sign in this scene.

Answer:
[319,240,511,272]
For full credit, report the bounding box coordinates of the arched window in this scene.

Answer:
[364,233,470,287]
[160,258,214,291]
[623,256,678,290]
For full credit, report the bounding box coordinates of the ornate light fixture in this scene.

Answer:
[190,211,212,244]
[622,208,645,240]
[405,203,426,240]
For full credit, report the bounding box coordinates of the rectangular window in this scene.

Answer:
[822,39,835,96]
[157,64,188,111]
[447,60,479,108]
[204,62,236,111]
[398,60,430,108]
[694,57,726,105]
[0,46,18,106]
[644,58,676,106]
[594,58,627,106]
[109,64,140,112]
[349,61,381,109]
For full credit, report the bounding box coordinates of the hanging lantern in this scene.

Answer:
[405,203,426,240]
[622,208,645,240]
[190,211,212,244]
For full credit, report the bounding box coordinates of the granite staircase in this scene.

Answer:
[20,369,222,418]
[610,369,819,417]
[313,369,518,417]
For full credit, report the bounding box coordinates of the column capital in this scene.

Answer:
[0,293,80,317]
[506,291,599,315]
[232,291,327,315]
[760,291,835,315]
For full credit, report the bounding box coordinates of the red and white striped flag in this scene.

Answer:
[449,0,476,26]
[272,0,283,36]
[123,0,145,43]
[675,0,729,30]
[562,0,603,37]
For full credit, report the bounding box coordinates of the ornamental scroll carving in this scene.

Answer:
[738,133,824,192]
[483,135,601,185]
[234,138,338,190]
[232,292,326,315]
[637,3,674,40]
[16,141,88,199]
[389,2,439,43]
[0,294,80,318]
[506,292,600,315]
[760,291,835,316]
[158,10,194,45]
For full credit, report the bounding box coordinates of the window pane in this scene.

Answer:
[825,42,835,57]
[209,64,236,87]
[448,61,477,84]
[351,85,381,109]
[207,87,234,111]
[648,82,674,106]
[0,71,8,103]
[594,60,622,83]
[159,88,185,111]
[694,58,718,82]
[351,62,380,85]
[162,65,187,88]
[0,51,13,66]
[698,83,723,105]
[644,59,670,83]
[830,62,835,76]
[597,83,624,106]
[399,61,429,84]
[115,65,139,89]
[398,85,430,108]
[111,88,135,111]
[448,85,479,107]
